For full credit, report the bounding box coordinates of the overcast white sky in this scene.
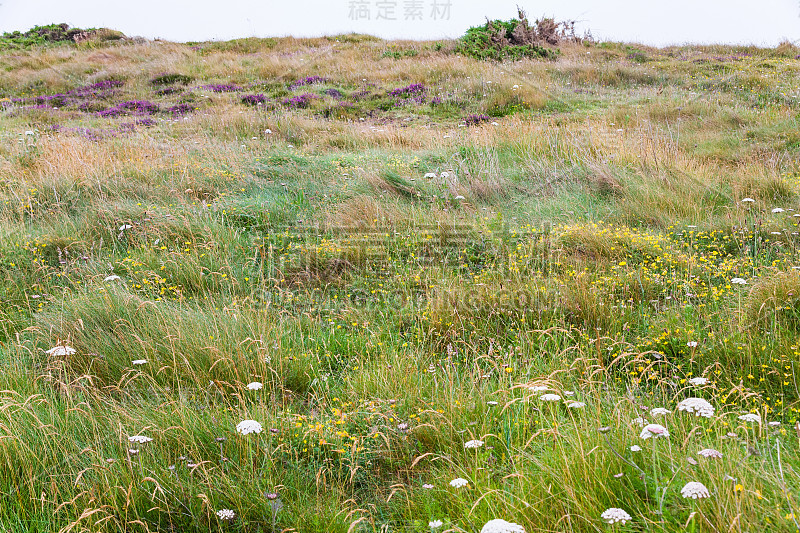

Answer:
[0,0,798,46]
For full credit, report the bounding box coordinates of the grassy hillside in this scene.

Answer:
[0,32,799,532]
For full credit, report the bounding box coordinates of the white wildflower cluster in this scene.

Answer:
[539,394,561,402]
[698,448,723,459]
[523,384,549,392]
[246,381,263,390]
[236,420,263,435]
[681,482,710,499]
[600,508,631,525]
[649,407,671,417]
[738,413,760,423]
[640,424,669,439]
[449,478,468,488]
[464,440,484,449]
[480,519,526,533]
[677,397,715,418]
[46,345,76,357]
[216,509,236,520]
[128,435,152,444]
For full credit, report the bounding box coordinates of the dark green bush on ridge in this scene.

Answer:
[0,23,124,49]
[456,8,582,61]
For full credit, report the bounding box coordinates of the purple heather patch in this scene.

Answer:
[99,100,160,117]
[465,113,491,126]
[50,116,156,140]
[241,93,268,106]
[75,80,124,94]
[282,93,317,108]
[124,118,157,128]
[201,83,242,92]
[20,79,124,109]
[289,76,327,90]
[349,89,371,101]
[165,103,194,115]
[388,83,425,97]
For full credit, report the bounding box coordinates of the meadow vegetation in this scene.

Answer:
[0,27,799,532]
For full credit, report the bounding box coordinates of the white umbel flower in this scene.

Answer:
[688,377,708,386]
[539,393,561,402]
[567,401,586,409]
[630,445,642,452]
[246,381,263,390]
[730,277,747,285]
[128,435,152,444]
[650,407,671,417]
[428,520,443,529]
[216,509,236,520]
[600,508,631,525]
[449,477,468,488]
[640,424,669,439]
[741,198,755,203]
[480,518,526,533]
[464,440,484,449]
[46,345,76,356]
[132,359,147,365]
[698,448,723,459]
[631,417,649,427]
[772,208,785,213]
[738,413,761,423]
[681,481,711,499]
[523,384,549,392]
[677,397,715,418]
[104,274,121,282]
[236,420,263,435]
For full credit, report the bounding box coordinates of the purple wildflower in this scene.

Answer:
[282,93,317,108]
[165,103,194,116]
[99,100,159,117]
[465,113,491,126]
[388,83,425,97]
[201,83,242,93]
[288,76,327,90]
[241,93,268,106]
[75,80,124,94]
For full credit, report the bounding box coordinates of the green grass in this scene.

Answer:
[0,30,799,533]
